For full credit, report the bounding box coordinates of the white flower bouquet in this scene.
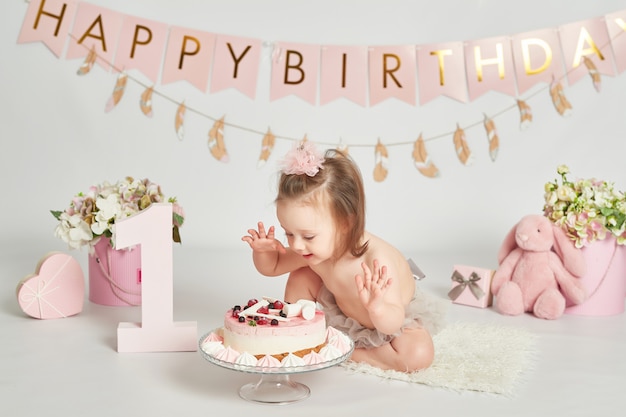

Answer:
[51,177,184,250]
[543,165,625,248]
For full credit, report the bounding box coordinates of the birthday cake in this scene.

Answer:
[200,297,353,368]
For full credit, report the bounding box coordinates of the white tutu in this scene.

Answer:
[317,285,448,349]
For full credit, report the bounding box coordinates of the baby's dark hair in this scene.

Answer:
[276,149,368,258]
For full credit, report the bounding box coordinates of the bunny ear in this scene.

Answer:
[497,221,519,264]
[552,224,586,277]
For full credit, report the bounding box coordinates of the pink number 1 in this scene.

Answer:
[114,203,197,352]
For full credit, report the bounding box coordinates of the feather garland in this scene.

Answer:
[453,124,473,166]
[174,102,186,141]
[373,139,389,182]
[77,46,96,76]
[412,134,439,178]
[104,72,127,113]
[549,77,572,117]
[140,85,154,117]
[583,56,601,92]
[208,116,229,162]
[516,99,532,131]
[257,128,275,168]
[483,114,499,162]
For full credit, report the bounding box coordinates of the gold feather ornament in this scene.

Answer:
[483,114,499,162]
[208,116,229,162]
[516,99,532,130]
[373,139,389,182]
[549,77,572,117]
[257,128,275,168]
[105,72,127,112]
[174,102,186,141]
[583,56,601,92]
[453,124,473,166]
[412,134,439,178]
[140,85,154,117]
[77,46,96,75]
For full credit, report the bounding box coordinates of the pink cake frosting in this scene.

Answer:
[222,297,327,357]
[256,355,281,369]
[214,346,240,362]
[302,351,325,365]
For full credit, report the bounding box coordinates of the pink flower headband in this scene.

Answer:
[280,141,325,177]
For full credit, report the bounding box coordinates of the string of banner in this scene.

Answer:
[50,7,626,181]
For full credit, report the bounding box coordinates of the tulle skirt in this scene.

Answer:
[317,285,448,349]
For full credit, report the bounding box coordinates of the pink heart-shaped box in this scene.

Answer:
[16,252,85,319]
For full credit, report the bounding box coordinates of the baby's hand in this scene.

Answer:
[355,259,392,313]
[242,222,286,254]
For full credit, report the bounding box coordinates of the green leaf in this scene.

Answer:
[173,213,184,227]
[600,207,615,216]
[50,210,62,220]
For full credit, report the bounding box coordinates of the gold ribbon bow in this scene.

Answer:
[448,270,485,301]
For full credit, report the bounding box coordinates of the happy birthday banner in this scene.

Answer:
[16,0,626,180]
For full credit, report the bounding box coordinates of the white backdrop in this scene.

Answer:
[2,0,625,261]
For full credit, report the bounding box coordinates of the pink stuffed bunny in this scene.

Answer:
[491,214,587,319]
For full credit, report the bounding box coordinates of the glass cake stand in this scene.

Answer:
[199,330,354,405]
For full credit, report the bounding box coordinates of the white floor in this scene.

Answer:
[2,243,624,416]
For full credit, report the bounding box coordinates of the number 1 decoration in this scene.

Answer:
[114,203,197,352]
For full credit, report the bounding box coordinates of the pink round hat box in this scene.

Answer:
[565,237,625,316]
[88,237,142,306]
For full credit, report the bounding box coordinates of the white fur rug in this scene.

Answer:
[341,322,537,396]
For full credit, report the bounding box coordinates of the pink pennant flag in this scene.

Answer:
[417,42,468,104]
[559,18,616,86]
[320,45,368,106]
[270,42,320,104]
[368,45,417,106]
[606,10,626,74]
[17,0,78,58]
[113,15,168,83]
[210,35,262,99]
[65,3,123,72]
[464,36,517,101]
[162,26,215,92]
[511,29,566,95]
